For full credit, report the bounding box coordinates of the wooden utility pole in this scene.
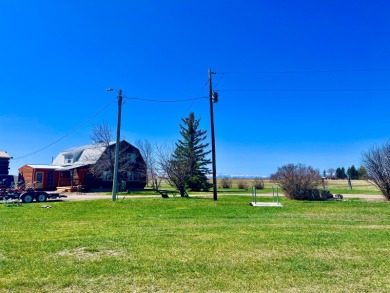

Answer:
[208,69,218,201]
[112,89,122,201]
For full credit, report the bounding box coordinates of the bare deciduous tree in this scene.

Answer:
[362,142,390,201]
[156,145,190,197]
[89,123,138,184]
[88,123,115,179]
[90,123,113,145]
[327,168,335,179]
[135,139,159,189]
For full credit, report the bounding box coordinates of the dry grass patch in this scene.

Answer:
[326,179,381,194]
[55,247,125,260]
[0,251,7,260]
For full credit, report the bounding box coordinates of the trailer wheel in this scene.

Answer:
[21,193,34,203]
[35,193,47,203]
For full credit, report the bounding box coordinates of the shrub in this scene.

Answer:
[253,177,264,190]
[220,177,232,189]
[237,180,249,190]
[271,163,333,200]
[288,188,333,200]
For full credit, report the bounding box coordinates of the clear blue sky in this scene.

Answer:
[2,0,390,177]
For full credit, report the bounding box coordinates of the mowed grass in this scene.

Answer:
[212,179,382,196]
[1,196,389,292]
[113,179,382,198]
[324,179,381,194]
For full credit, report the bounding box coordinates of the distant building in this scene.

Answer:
[0,150,14,187]
[0,150,12,175]
[18,140,147,191]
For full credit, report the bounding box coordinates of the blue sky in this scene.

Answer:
[2,0,390,177]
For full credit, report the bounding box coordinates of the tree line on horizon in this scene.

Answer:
[324,165,367,180]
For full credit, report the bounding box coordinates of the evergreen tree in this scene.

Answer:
[341,167,346,179]
[173,112,212,191]
[335,167,342,179]
[348,165,359,180]
[358,166,368,179]
[336,167,347,179]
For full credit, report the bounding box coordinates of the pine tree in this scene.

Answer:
[348,165,359,180]
[336,167,347,179]
[358,166,368,180]
[341,167,346,179]
[336,167,342,179]
[173,112,212,191]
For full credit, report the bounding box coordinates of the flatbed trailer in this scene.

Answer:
[1,189,67,203]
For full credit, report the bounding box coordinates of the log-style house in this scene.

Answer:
[18,140,147,191]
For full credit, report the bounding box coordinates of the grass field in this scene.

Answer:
[1,195,389,292]
[322,179,381,195]
[128,179,383,197]
[219,179,382,195]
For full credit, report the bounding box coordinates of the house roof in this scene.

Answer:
[55,164,90,171]
[51,142,116,167]
[0,151,12,159]
[25,164,58,169]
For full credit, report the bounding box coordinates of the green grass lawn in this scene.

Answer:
[324,179,381,195]
[114,179,382,198]
[215,179,383,196]
[1,196,389,292]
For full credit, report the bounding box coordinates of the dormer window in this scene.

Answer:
[64,155,73,164]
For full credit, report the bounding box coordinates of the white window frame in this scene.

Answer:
[64,155,73,164]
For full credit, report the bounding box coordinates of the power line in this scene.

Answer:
[212,72,225,88]
[14,95,208,160]
[123,96,207,102]
[216,88,390,92]
[13,98,116,160]
[219,69,390,74]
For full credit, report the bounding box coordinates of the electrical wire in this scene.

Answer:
[219,69,390,74]
[13,95,209,160]
[216,88,390,92]
[211,70,390,93]
[213,72,225,88]
[123,96,208,102]
[13,98,117,160]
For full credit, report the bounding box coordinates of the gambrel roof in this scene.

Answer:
[51,142,115,168]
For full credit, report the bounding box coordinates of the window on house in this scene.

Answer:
[127,171,139,182]
[126,153,137,163]
[64,155,73,164]
[102,171,113,181]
